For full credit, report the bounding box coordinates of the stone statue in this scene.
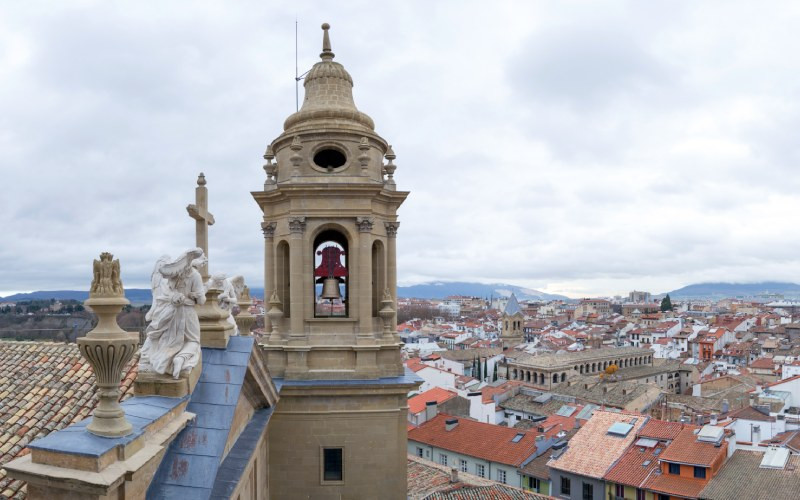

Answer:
[91,252,123,296]
[139,248,206,379]
[212,274,245,335]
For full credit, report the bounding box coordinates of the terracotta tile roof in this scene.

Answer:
[749,357,776,370]
[408,414,541,467]
[699,450,800,500]
[603,442,665,487]
[645,471,706,498]
[480,381,520,404]
[637,419,690,441]
[0,341,139,499]
[409,388,458,415]
[657,426,727,467]
[407,455,551,500]
[728,405,775,422]
[547,410,647,479]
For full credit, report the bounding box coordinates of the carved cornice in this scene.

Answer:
[356,216,374,232]
[384,221,400,238]
[289,217,307,234]
[261,221,277,239]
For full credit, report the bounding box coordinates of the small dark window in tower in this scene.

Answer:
[314,149,347,170]
[323,447,344,482]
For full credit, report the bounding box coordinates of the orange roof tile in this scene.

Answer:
[408,414,541,467]
[603,442,665,487]
[645,472,706,498]
[638,419,691,441]
[0,341,139,499]
[408,387,457,415]
[657,427,727,467]
[548,410,647,479]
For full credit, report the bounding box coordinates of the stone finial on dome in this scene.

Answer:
[321,23,335,61]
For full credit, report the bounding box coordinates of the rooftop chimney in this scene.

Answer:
[425,401,438,421]
[445,418,459,431]
[450,468,458,483]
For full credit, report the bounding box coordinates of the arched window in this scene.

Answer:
[539,373,544,384]
[276,240,291,318]
[371,240,385,317]
[552,374,558,384]
[561,373,566,382]
[314,229,349,317]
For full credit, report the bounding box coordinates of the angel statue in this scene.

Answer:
[210,274,245,335]
[139,248,207,379]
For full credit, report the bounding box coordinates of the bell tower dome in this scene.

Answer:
[252,23,418,499]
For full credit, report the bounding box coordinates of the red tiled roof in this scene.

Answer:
[408,414,541,467]
[645,472,706,498]
[603,442,665,487]
[657,427,727,467]
[548,411,647,479]
[480,381,519,404]
[638,419,690,441]
[0,341,139,499]
[749,357,775,370]
[409,387,457,415]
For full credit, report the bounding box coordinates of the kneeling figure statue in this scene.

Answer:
[139,248,206,379]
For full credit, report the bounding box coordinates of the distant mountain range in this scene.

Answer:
[664,281,800,299]
[6,281,798,304]
[1,281,570,303]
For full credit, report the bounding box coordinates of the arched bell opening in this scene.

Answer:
[314,229,349,317]
[371,240,385,317]
[276,240,291,318]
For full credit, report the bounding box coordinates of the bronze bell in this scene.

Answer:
[321,277,342,300]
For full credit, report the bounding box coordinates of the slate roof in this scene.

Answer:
[0,340,139,500]
[147,336,256,499]
[504,294,523,317]
[699,450,800,500]
[409,414,542,467]
[547,410,646,479]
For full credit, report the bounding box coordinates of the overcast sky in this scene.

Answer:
[2,1,800,299]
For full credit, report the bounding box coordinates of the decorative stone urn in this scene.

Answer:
[266,290,284,343]
[235,285,256,336]
[378,288,395,341]
[77,252,139,437]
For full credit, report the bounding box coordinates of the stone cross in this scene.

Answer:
[186,172,215,278]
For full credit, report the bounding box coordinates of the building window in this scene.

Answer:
[582,482,593,500]
[561,477,571,495]
[529,477,540,492]
[694,466,706,479]
[615,484,625,497]
[321,447,343,483]
[636,489,646,500]
[658,495,670,500]
[476,464,485,478]
[439,454,447,466]
[668,462,680,475]
[497,469,506,484]
[416,447,423,458]
[460,459,468,472]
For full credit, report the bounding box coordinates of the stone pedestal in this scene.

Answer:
[197,287,234,348]
[133,357,202,398]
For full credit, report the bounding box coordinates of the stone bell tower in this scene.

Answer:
[501,293,525,348]
[252,23,418,499]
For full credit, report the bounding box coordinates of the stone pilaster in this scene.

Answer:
[288,216,306,343]
[261,221,276,333]
[385,221,399,335]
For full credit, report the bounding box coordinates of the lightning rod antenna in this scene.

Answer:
[295,18,299,112]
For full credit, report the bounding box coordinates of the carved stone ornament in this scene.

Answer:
[290,135,303,177]
[358,137,370,176]
[78,253,138,437]
[288,216,307,234]
[384,221,400,237]
[267,290,284,342]
[261,221,277,238]
[378,288,395,339]
[263,144,277,187]
[90,252,124,297]
[356,216,374,232]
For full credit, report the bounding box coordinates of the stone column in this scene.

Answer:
[356,217,374,344]
[288,217,306,342]
[385,221,399,336]
[77,253,138,437]
[262,221,277,334]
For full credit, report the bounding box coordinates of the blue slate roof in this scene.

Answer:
[209,407,273,499]
[147,336,257,500]
[504,293,523,316]
[26,395,187,458]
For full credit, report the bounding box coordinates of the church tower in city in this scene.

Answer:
[252,24,418,499]
[501,293,524,348]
